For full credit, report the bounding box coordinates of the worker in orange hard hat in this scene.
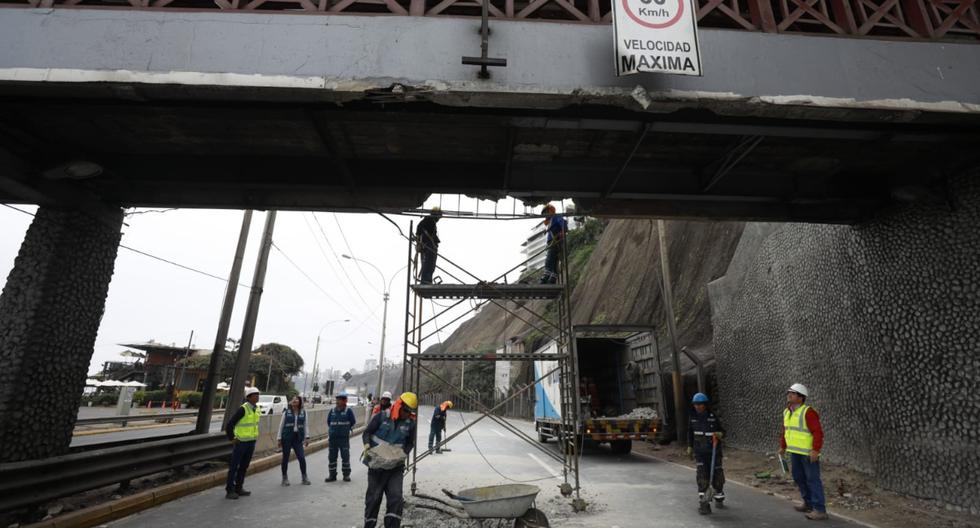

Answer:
[428,400,454,454]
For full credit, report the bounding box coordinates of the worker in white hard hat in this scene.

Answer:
[372,391,393,417]
[780,383,828,521]
[223,386,261,499]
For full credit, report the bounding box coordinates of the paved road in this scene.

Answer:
[70,421,222,447]
[112,406,856,527]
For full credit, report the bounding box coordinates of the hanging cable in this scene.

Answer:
[1,204,249,288]
[312,212,380,321]
[456,410,559,484]
[270,241,352,315]
[332,212,381,295]
[302,213,377,321]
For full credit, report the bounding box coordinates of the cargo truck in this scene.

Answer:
[534,330,664,455]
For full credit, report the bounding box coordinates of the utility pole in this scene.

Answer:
[657,220,687,443]
[375,291,390,400]
[225,210,277,428]
[197,210,252,434]
[265,355,275,392]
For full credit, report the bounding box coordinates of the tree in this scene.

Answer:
[178,340,303,393]
[252,343,304,393]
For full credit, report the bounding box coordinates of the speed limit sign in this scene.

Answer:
[612,0,702,76]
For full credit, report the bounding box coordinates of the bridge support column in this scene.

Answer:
[0,206,123,462]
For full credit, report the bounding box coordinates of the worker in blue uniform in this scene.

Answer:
[326,393,357,482]
[687,392,726,514]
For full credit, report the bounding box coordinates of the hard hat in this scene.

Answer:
[692,392,709,404]
[381,391,392,399]
[431,207,443,217]
[541,204,556,214]
[788,383,809,397]
[445,401,454,409]
[399,392,418,409]
[244,387,260,397]
[336,393,348,399]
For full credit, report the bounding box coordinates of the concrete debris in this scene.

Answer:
[613,407,659,420]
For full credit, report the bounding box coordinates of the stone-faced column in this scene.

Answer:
[0,206,123,462]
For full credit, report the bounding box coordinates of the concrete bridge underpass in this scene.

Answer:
[0,1,978,466]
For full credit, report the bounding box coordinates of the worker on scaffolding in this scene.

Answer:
[687,392,726,514]
[362,392,418,528]
[373,391,393,416]
[416,207,442,284]
[539,204,567,284]
[428,400,454,454]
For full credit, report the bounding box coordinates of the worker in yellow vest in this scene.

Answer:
[224,386,261,500]
[779,383,828,521]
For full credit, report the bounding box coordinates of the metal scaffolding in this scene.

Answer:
[401,220,582,502]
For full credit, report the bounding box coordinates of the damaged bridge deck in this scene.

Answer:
[0,10,978,222]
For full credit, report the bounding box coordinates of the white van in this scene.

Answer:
[346,395,360,407]
[256,394,287,415]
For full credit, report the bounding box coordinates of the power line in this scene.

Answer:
[302,213,377,321]
[2,203,248,288]
[269,241,352,315]
[312,212,379,321]
[333,212,381,295]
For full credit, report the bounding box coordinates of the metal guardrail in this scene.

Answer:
[74,410,225,427]
[74,411,196,426]
[0,433,231,512]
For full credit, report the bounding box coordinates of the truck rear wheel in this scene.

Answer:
[537,428,549,443]
[610,439,632,455]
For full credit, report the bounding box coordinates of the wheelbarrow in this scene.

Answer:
[413,484,549,527]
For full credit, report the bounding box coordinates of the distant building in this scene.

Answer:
[101,341,211,391]
[521,216,578,275]
[363,359,378,372]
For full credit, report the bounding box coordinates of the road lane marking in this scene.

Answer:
[526,452,562,481]
[490,428,506,437]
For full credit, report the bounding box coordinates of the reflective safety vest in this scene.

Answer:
[783,404,814,456]
[234,403,260,442]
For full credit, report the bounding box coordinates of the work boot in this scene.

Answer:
[805,511,829,521]
[698,501,711,515]
[301,476,311,485]
[325,474,337,482]
[794,502,813,513]
[714,491,725,507]
[281,478,290,486]
[225,491,239,500]
[235,489,251,496]
[343,474,351,482]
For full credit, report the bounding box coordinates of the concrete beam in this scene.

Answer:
[0,9,977,118]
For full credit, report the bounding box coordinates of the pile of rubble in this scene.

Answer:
[613,407,659,420]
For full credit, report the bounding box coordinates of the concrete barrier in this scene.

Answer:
[254,405,372,451]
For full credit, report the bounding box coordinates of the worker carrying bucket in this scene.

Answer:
[686,392,726,514]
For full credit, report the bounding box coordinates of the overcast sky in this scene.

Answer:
[0,197,566,378]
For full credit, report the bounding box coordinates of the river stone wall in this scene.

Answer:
[0,207,123,462]
[709,173,980,513]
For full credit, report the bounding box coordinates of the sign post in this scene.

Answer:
[612,0,702,76]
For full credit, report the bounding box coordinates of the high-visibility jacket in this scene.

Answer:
[234,403,260,442]
[783,404,814,456]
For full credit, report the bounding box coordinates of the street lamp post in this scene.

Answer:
[342,255,405,403]
[306,319,350,396]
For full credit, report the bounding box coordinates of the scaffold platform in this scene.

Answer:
[411,283,563,300]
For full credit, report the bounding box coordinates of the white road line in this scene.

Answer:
[489,428,506,438]
[526,452,562,481]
